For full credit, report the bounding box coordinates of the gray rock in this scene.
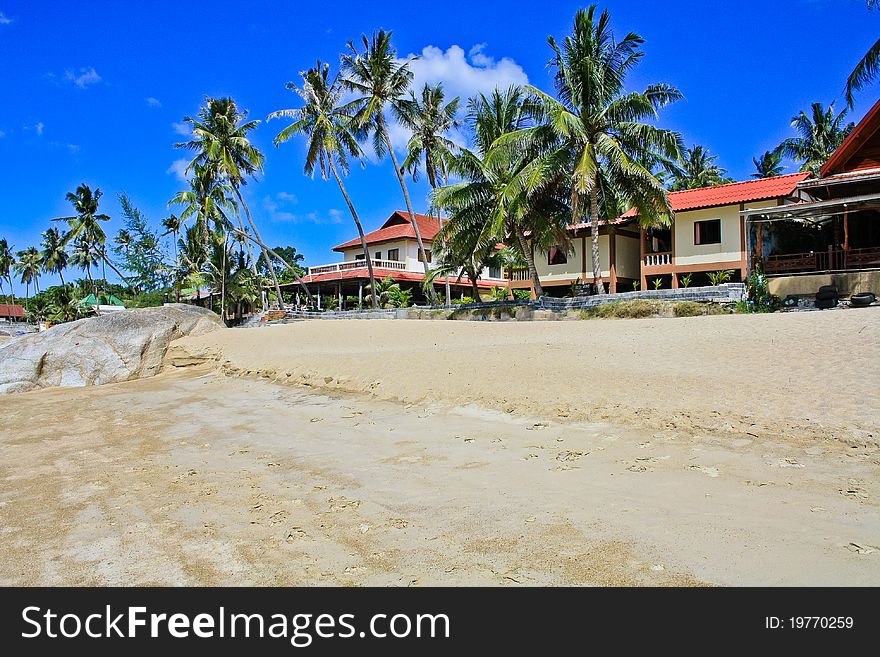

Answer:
[0,304,222,394]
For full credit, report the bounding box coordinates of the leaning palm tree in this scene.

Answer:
[341,30,440,304]
[751,150,784,179]
[396,83,461,306]
[177,97,284,309]
[178,223,209,300]
[515,5,683,293]
[669,145,732,190]
[40,226,70,286]
[0,238,14,320]
[776,102,856,175]
[434,87,570,298]
[268,61,379,309]
[54,183,129,287]
[845,1,880,107]
[14,247,42,299]
[161,213,182,300]
[69,235,102,309]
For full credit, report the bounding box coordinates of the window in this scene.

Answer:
[387,248,399,261]
[420,250,432,263]
[694,219,721,245]
[489,265,502,279]
[374,251,381,260]
[547,245,568,266]
[355,254,365,260]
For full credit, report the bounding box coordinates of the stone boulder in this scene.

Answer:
[0,304,222,394]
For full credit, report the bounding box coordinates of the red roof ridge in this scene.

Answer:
[666,172,810,196]
[820,97,880,177]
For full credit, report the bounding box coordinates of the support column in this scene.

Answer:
[317,284,321,310]
[296,290,301,307]
[338,283,342,310]
[608,231,617,294]
[639,226,647,290]
[358,282,363,306]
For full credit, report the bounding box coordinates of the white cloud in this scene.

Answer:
[262,194,342,225]
[172,122,191,136]
[0,12,11,25]
[166,158,190,182]
[67,144,80,154]
[276,191,298,203]
[0,130,5,138]
[35,122,44,136]
[65,67,102,88]
[145,97,162,108]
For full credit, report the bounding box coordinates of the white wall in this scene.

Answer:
[615,234,640,280]
[673,205,743,267]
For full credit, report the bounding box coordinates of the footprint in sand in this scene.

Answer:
[839,480,869,500]
[771,457,805,469]
[687,465,720,478]
[328,497,361,512]
[845,542,877,555]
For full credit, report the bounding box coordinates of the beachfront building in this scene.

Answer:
[286,210,509,308]
[506,173,809,296]
[742,98,880,297]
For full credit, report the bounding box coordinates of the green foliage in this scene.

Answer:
[775,102,855,175]
[386,286,413,308]
[115,193,168,291]
[452,295,476,305]
[652,277,663,289]
[512,289,532,301]
[580,299,667,319]
[707,269,733,286]
[741,262,776,313]
[489,286,509,302]
[568,278,582,297]
[668,145,733,190]
[679,273,692,288]
[632,280,640,291]
[751,150,784,179]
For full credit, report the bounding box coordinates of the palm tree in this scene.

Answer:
[669,145,732,190]
[776,102,856,175]
[161,213,182,300]
[176,97,285,309]
[751,150,784,179]
[178,223,209,300]
[14,247,42,299]
[268,61,379,309]
[69,235,101,302]
[845,1,880,107]
[516,5,683,293]
[341,30,440,304]
[396,83,461,306]
[54,184,129,287]
[434,87,570,298]
[41,227,69,286]
[0,239,17,319]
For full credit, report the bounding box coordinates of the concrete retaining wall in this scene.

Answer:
[536,283,745,311]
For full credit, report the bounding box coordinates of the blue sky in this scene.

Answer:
[0,0,877,285]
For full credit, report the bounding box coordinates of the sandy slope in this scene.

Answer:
[171,308,880,448]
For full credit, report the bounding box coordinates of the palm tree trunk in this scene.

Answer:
[99,251,132,291]
[225,226,313,304]
[468,267,480,300]
[514,227,543,298]
[232,185,284,310]
[7,276,16,322]
[329,159,377,309]
[173,230,180,302]
[220,231,228,324]
[589,185,604,294]
[59,269,65,287]
[379,118,439,305]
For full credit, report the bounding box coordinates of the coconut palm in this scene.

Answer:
[168,165,234,238]
[341,30,440,304]
[434,87,570,298]
[669,145,732,190]
[178,223,209,299]
[161,213,182,300]
[775,102,856,175]
[268,61,379,309]
[751,150,784,179]
[513,5,683,293]
[69,235,101,302]
[845,1,880,107]
[396,83,461,306]
[15,247,42,299]
[0,238,15,319]
[176,97,284,309]
[54,184,129,287]
[41,227,69,287]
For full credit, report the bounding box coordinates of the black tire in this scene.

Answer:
[817,285,838,295]
[850,292,875,307]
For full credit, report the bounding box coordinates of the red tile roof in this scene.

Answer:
[821,97,880,177]
[620,173,811,218]
[286,266,502,289]
[333,211,441,251]
[0,304,26,319]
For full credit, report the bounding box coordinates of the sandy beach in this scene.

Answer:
[1,308,878,585]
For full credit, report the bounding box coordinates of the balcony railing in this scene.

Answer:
[644,252,672,267]
[764,247,880,275]
[506,267,531,281]
[308,259,407,275]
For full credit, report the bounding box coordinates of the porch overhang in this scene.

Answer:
[740,192,880,225]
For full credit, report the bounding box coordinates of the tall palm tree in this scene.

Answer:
[396,83,461,306]
[168,164,234,240]
[845,1,880,107]
[515,5,683,293]
[161,213,182,300]
[178,223,209,300]
[268,61,379,309]
[776,102,856,175]
[434,87,570,298]
[751,150,784,179]
[14,247,42,299]
[0,239,17,319]
[177,97,285,309]
[669,145,732,190]
[341,30,440,304]
[40,226,69,286]
[54,184,129,287]
[69,235,101,302]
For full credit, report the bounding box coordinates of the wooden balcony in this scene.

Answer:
[764,247,880,275]
[506,267,531,281]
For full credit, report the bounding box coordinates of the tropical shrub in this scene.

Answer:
[512,289,532,301]
[489,286,509,302]
[652,278,663,290]
[386,287,413,308]
[707,269,733,285]
[679,273,693,288]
